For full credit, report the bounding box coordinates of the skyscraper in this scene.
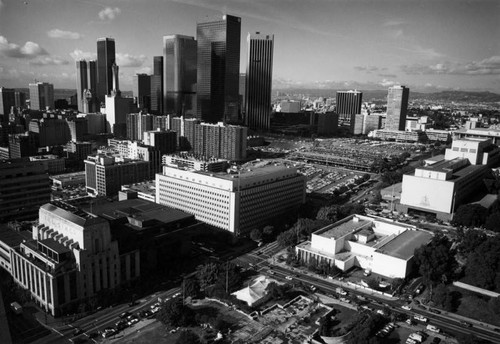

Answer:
[336,90,362,122]
[245,32,274,130]
[29,82,54,110]
[196,15,241,124]
[97,37,116,104]
[0,88,15,122]
[385,85,409,131]
[133,74,151,110]
[151,56,164,115]
[163,35,197,116]
[86,60,98,112]
[76,61,88,112]
[105,64,134,136]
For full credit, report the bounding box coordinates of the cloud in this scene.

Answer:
[98,7,121,21]
[354,66,387,73]
[0,36,48,58]
[397,46,443,59]
[47,29,83,40]
[69,49,97,61]
[383,19,407,27]
[116,53,147,67]
[401,56,500,75]
[134,67,152,75]
[379,79,400,87]
[29,55,69,66]
[378,73,397,78]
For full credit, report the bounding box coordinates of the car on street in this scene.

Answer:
[402,305,412,311]
[414,315,428,322]
[127,316,139,326]
[102,327,117,338]
[119,311,132,319]
[73,327,84,336]
[115,320,129,331]
[285,275,293,280]
[461,321,472,327]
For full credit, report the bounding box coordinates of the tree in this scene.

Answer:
[213,313,231,332]
[277,230,297,249]
[366,278,379,290]
[157,298,195,327]
[196,263,220,290]
[250,228,263,242]
[452,204,488,228]
[464,236,500,291]
[432,283,448,307]
[263,225,275,240]
[182,277,200,298]
[175,330,201,344]
[484,212,500,232]
[457,229,487,254]
[414,235,456,287]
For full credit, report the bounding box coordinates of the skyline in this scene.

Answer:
[0,0,499,93]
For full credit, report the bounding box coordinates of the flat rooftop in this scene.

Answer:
[419,157,467,173]
[317,216,372,240]
[41,203,102,227]
[39,238,70,254]
[375,230,432,260]
[0,224,31,248]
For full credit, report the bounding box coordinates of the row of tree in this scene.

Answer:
[452,200,500,232]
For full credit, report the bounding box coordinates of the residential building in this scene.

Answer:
[196,15,241,123]
[163,35,197,116]
[97,37,116,103]
[126,112,154,141]
[29,82,54,111]
[0,159,51,222]
[278,100,301,113]
[385,85,409,131]
[336,90,362,122]
[84,154,150,196]
[245,32,274,130]
[296,214,432,279]
[193,122,247,161]
[156,165,306,235]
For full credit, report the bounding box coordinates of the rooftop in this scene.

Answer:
[375,230,432,260]
[419,157,468,173]
[41,202,103,227]
[0,224,31,248]
[39,238,70,254]
[317,216,372,240]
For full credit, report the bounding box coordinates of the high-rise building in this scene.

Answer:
[14,91,26,109]
[8,132,39,158]
[239,73,246,117]
[0,88,15,122]
[163,35,197,116]
[156,165,306,235]
[150,56,164,115]
[76,60,98,113]
[193,122,247,161]
[196,15,241,123]
[385,85,409,131]
[29,82,54,111]
[76,61,88,112]
[105,63,134,136]
[84,154,150,196]
[142,130,177,155]
[126,112,154,141]
[0,159,51,222]
[336,90,362,122]
[133,74,151,111]
[97,37,116,103]
[245,32,274,130]
[29,118,71,147]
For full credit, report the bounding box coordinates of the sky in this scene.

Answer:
[0,0,499,93]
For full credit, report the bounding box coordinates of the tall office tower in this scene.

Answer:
[239,73,246,117]
[150,56,164,115]
[14,91,26,109]
[126,112,154,141]
[105,63,133,136]
[0,159,50,222]
[76,61,88,112]
[163,35,197,116]
[84,154,150,196]
[133,74,151,110]
[196,15,241,123]
[336,90,362,122]
[245,32,274,130]
[0,88,15,122]
[97,37,116,103]
[385,85,409,131]
[83,60,98,113]
[29,82,54,111]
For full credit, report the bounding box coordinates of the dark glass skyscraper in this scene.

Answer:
[245,32,274,130]
[336,90,362,122]
[133,74,151,110]
[76,61,88,112]
[196,15,241,124]
[97,37,116,104]
[163,35,197,116]
[151,56,164,114]
[385,85,409,131]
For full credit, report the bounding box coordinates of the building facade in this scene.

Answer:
[245,33,274,130]
[0,159,51,222]
[196,15,241,123]
[163,35,197,116]
[385,85,409,131]
[336,90,362,122]
[193,122,247,161]
[133,74,151,111]
[29,82,54,111]
[156,165,306,235]
[0,87,15,122]
[96,38,116,104]
[150,56,163,115]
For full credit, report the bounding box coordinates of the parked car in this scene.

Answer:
[402,305,412,311]
[414,315,428,322]
[285,275,293,280]
[119,311,132,319]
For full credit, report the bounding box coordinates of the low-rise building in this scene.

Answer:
[29,154,66,174]
[296,214,432,279]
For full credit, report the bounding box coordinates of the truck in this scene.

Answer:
[10,302,22,315]
[426,324,440,333]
